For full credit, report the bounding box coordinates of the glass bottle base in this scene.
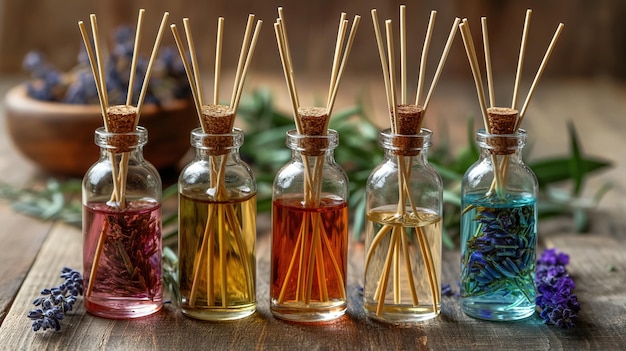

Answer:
[363,303,440,323]
[85,297,162,319]
[270,300,346,322]
[461,299,535,321]
[181,303,256,321]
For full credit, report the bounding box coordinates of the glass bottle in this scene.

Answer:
[270,129,349,322]
[363,128,443,322]
[460,128,538,321]
[82,126,163,319]
[178,128,256,320]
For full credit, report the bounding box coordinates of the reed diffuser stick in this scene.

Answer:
[170,25,203,121]
[79,16,113,299]
[232,20,263,115]
[183,18,205,107]
[400,5,407,104]
[119,9,145,206]
[326,15,360,118]
[137,12,170,120]
[230,15,255,108]
[459,20,490,130]
[120,12,169,203]
[274,21,301,132]
[371,9,394,133]
[385,20,398,131]
[78,22,108,129]
[423,17,461,113]
[512,9,532,110]
[517,23,564,126]
[126,9,145,106]
[481,17,495,108]
[214,17,224,105]
[277,8,300,107]
[415,10,436,106]
[90,15,109,119]
[327,13,347,108]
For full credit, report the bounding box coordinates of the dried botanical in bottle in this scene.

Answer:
[83,126,163,319]
[460,109,538,321]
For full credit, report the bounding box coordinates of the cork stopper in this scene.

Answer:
[200,104,236,155]
[201,104,235,134]
[297,106,330,156]
[392,104,424,156]
[486,107,519,155]
[105,105,138,152]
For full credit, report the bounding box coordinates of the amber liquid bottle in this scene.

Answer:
[270,129,349,322]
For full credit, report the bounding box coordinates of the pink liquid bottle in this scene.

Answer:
[82,124,163,319]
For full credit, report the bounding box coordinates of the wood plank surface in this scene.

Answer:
[2,76,626,349]
[0,220,624,350]
[0,205,53,325]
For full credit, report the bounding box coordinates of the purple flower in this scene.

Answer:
[535,248,580,328]
[27,267,83,332]
[538,248,570,266]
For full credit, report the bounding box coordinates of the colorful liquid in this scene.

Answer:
[460,194,537,321]
[270,195,348,322]
[83,199,162,319]
[363,206,442,322]
[178,193,256,320]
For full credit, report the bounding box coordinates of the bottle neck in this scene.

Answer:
[476,128,527,163]
[286,129,338,161]
[380,128,431,163]
[191,127,243,160]
[95,126,147,160]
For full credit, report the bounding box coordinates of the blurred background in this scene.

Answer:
[1,0,625,79]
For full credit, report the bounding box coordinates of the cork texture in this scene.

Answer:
[392,104,424,156]
[200,104,236,155]
[105,105,138,152]
[297,106,329,156]
[487,107,519,155]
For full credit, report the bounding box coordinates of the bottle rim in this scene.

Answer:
[285,129,339,152]
[94,126,147,150]
[190,127,244,150]
[379,128,432,152]
[476,128,527,153]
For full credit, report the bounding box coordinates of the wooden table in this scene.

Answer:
[1,75,625,350]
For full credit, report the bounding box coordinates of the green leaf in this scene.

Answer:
[530,157,611,187]
[568,121,584,196]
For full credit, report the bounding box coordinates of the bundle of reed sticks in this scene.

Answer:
[366,6,460,317]
[458,10,564,199]
[170,15,262,308]
[78,9,170,299]
[273,7,359,306]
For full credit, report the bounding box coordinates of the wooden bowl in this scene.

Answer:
[5,83,198,176]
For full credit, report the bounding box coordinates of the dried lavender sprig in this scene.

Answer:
[27,267,83,332]
[535,248,580,328]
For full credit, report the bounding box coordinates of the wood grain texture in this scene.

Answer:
[0,205,52,325]
[2,76,626,349]
[0,221,624,350]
